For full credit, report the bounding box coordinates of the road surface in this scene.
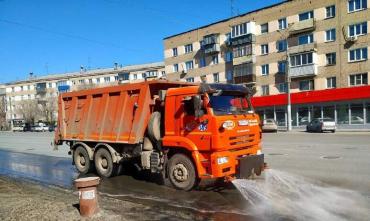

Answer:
[0,131,369,220]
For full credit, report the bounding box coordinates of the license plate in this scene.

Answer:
[238,120,249,126]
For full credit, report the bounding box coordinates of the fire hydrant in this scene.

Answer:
[74,177,100,217]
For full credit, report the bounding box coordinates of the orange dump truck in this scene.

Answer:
[54,80,264,190]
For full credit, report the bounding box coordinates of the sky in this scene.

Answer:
[0,0,283,83]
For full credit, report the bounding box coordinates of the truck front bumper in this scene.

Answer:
[237,154,264,179]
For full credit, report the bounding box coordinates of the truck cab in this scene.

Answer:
[162,83,264,190]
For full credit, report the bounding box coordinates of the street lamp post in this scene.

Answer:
[278,29,292,131]
[286,50,292,131]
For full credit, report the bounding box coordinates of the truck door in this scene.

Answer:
[177,95,211,151]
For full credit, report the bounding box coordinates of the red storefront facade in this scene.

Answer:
[251,86,370,129]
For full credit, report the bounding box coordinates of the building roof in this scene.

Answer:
[5,62,164,86]
[163,0,288,40]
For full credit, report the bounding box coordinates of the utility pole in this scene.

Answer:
[278,28,292,131]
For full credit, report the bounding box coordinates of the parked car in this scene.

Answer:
[306,118,336,133]
[262,119,278,132]
[31,124,47,132]
[23,123,32,132]
[48,125,56,132]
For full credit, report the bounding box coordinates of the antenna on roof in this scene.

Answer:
[230,0,235,17]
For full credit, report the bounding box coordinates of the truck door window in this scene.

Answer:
[183,96,195,116]
[210,93,252,115]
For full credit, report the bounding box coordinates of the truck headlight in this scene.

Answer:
[217,157,229,165]
[222,121,235,130]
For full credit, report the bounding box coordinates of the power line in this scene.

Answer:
[0,18,142,52]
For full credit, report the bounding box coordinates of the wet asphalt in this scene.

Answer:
[1,131,370,220]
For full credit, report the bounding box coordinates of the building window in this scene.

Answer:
[213,73,219,83]
[185,60,194,70]
[261,64,269,76]
[298,33,314,45]
[104,77,110,82]
[226,70,233,82]
[133,74,137,80]
[261,85,269,95]
[326,5,336,18]
[233,44,252,58]
[114,76,119,81]
[212,55,219,65]
[27,85,31,90]
[20,86,23,91]
[173,48,178,57]
[88,79,93,84]
[277,40,287,52]
[327,77,337,88]
[349,73,368,86]
[349,22,367,37]
[184,44,193,54]
[278,18,287,30]
[261,44,269,55]
[348,0,367,12]
[96,78,100,83]
[186,77,194,82]
[278,61,287,73]
[290,52,313,67]
[199,57,206,68]
[119,73,130,81]
[79,79,84,84]
[145,71,158,78]
[326,29,336,42]
[225,51,233,62]
[49,83,53,88]
[261,23,269,34]
[231,22,249,38]
[299,11,314,21]
[173,64,179,72]
[299,80,314,91]
[349,48,368,62]
[277,83,288,93]
[326,52,336,65]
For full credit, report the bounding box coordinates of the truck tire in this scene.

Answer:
[94,148,118,178]
[168,153,198,191]
[73,146,92,174]
[148,111,161,141]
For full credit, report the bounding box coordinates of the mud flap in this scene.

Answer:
[237,154,264,179]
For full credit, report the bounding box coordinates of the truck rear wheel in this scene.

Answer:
[73,146,92,174]
[168,153,198,191]
[94,148,118,178]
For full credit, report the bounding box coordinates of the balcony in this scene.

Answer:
[233,55,255,66]
[234,74,256,85]
[204,43,220,54]
[36,83,47,94]
[202,34,220,54]
[289,64,318,78]
[0,88,5,96]
[229,34,256,46]
[289,19,315,35]
[288,42,317,54]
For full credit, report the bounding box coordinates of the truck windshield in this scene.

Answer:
[209,94,253,115]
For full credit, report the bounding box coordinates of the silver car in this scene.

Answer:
[306,118,336,133]
[262,119,278,132]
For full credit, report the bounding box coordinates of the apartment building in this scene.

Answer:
[164,0,370,129]
[3,62,164,128]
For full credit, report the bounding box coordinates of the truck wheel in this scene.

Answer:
[148,112,161,141]
[168,153,198,191]
[73,146,91,174]
[94,148,117,178]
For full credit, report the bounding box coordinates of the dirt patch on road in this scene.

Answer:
[0,176,209,221]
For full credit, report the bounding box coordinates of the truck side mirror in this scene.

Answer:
[193,95,204,118]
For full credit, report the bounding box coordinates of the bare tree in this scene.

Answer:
[0,96,6,130]
[40,96,58,124]
[16,99,41,124]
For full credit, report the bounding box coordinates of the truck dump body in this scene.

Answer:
[55,80,192,145]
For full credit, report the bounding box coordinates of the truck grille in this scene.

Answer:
[229,134,255,149]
